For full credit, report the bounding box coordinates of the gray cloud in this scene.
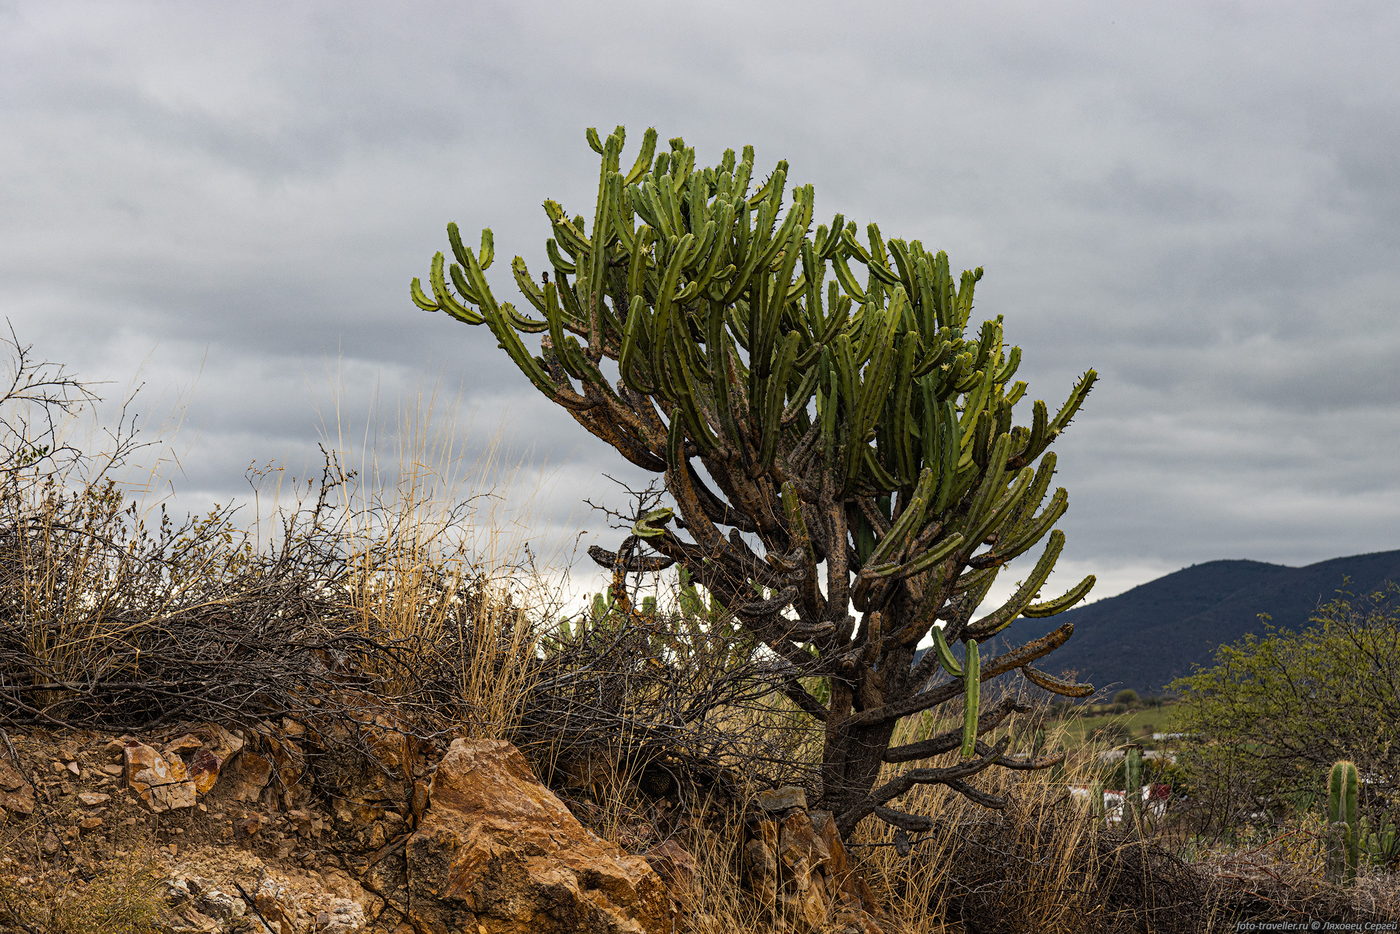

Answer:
[3,0,1398,610]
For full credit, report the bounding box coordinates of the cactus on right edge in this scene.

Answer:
[1328,759,1361,883]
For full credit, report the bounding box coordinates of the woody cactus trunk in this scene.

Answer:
[411,127,1098,839]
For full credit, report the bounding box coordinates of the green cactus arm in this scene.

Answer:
[543,201,592,257]
[883,339,921,482]
[960,639,982,758]
[987,487,1069,565]
[862,467,938,569]
[409,275,439,313]
[965,529,1068,638]
[931,625,964,677]
[424,253,486,324]
[757,331,801,468]
[994,345,1022,385]
[1003,453,1060,530]
[1046,369,1098,437]
[1124,745,1143,819]
[632,507,676,539]
[1329,760,1360,826]
[1021,572,1096,618]
[1019,664,1094,697]
[829,252,869,303]
[511,256,550,314]
[962,428,1011,522]
[446,222,494,271]
[963,465,1035,549]
[860,532,966,583]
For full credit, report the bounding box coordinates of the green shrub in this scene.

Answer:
[1170,587,1400,833]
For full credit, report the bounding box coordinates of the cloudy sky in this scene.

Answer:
[3,0,1397,609]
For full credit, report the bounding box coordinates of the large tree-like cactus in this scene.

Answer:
[411,127,1097,837]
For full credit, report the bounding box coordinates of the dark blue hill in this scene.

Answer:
[935,549,1400,696]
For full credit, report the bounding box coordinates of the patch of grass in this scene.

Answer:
[0,856,166,934]
[1053,702,1186,744]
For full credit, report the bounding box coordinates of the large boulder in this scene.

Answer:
[405,737,671,934]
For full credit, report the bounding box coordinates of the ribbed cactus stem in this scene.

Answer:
[1124,744,1143,824]
[1328,759,1361,883]
[959,639,981,759]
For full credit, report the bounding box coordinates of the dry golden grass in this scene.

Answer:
[325,396,552,738]
[0,849,166,934]
[838,703,1206,934]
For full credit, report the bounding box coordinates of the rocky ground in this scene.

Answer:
[0,721,883,934]
[0,722,396,932]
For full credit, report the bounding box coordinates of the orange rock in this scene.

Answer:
[187,748,225,795]
[0,759,33,815]
[0,784,34,817]
[405,738,671,934]
[0,759,25,792]
[744,808,885,933]
[223,750,273,803]
[124,741,196,812]
[644,838,699,912]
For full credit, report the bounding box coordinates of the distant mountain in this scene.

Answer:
[984,549,1400,696]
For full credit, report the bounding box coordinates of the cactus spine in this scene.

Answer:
[1328,760,1361,883]
[413,127,1097,838]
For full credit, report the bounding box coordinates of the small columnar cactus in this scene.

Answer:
[1359,815,1398,868]
[1328,759,1361,883]
[1124,744,1144,824]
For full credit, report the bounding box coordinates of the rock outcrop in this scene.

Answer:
[2,723,893,934]
[745,788,884,933]
[405,737,672,934]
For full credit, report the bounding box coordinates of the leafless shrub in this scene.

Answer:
[518,562,823,807]
[0,335,544,745]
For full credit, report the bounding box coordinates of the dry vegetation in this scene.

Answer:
[1,334,1395,932]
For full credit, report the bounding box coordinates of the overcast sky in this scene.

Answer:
[3,0,1397,610]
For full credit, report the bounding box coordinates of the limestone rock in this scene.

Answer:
[125,741,197,812]
[405,737,671,934]
[314,897,367,933]
[757,785,808,813]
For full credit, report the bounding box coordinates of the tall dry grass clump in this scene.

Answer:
[322,394,552,739]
